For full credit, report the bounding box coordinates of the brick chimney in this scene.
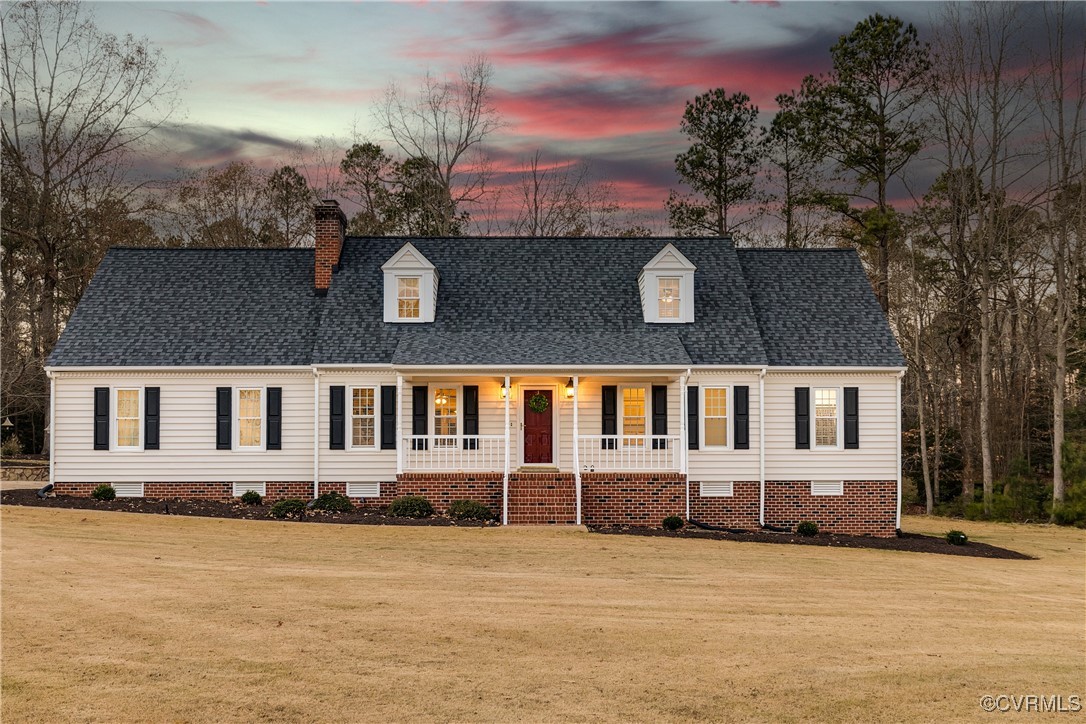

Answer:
[314,199,346,295]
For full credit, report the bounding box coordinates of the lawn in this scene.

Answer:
[2,507,1083,722]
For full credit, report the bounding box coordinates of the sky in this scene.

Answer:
[87,0,1055,229]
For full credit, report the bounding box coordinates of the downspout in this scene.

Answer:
[396,373,404,476]
[312,367,320,499]
[573,375,581,525]
[896,370,905,531]
[759,367,767,526]
[682,368,691,519]
[47,370,55,489]
[503,375,510,525]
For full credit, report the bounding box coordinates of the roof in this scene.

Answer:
[737,249,905,367]
[47,237,904,369]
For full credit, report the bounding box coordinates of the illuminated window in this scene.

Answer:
[433,387,458,446]
[237,388,262,448]
[351,387,376,448]
[115,389,141,449]
[658,277,680,319]
[622,387,646,445]
[398,277,420,319]
[703,387,729,448]
[814,388,839,448]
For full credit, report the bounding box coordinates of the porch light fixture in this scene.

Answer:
[499,385,509,400]
[565,378,575,398]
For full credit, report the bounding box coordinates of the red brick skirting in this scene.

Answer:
[689,481,760,529]
[394,473,503,516]
[581,473,685,526]
[508,472,576,525]
[53,481,314,503]
[764,480,897,537]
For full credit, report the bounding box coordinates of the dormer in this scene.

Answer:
[638,243,696,323]
[382,243,438,323]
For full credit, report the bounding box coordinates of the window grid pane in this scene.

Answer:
[434,388,457,443]
[623,388,646,443]
[398,277,420,319]
[658,277,680,319]
[814,388,837,447]
[117,418,139,448]
[704,388,728,447]
[115,389,140,447]
[352,388,376,447]
[238,389,262,447]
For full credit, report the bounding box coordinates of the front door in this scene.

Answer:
[523,389,554,465]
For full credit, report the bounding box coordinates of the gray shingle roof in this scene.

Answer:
[737,249,905,367]
[48,238,904,369]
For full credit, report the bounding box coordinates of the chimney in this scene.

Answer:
[314,199,346,295]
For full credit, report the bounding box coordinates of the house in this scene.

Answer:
[45,200,906,536]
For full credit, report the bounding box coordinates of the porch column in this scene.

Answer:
[396,373,404,475]
[312,367,320,499]
[503,375,510,525]
[573,375,581,525]
[681,370,689,519]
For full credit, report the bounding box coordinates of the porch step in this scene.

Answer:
[507,472,577,525]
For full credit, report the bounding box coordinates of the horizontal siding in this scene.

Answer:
[686,371,761,482]
[764,372,899,480]
[318,372,398,483]
[54,373,314,483]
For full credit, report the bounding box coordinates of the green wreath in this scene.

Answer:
[528,392,550,414]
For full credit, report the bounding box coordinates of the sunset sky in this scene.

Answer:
[89,1,1052,227]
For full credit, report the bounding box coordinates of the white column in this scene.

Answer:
[573,375,581,525]
[503,375,510,525]
[312,367,320,498]
[896,370,904,530]
[48,371,55,489]
[759,367,767,527]
[396,373,404,475]
[680,371,689,519]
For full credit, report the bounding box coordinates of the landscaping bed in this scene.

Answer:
[590,524,1033,559]
[0,489,495,527]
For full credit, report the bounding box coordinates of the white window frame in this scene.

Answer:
[396,276,422,321]
[812,387,843,451]
[618,385,649,445]
[432,385,463,446]
[348,386,379,451]
[234,386,266,451]
[699,385,732,451]
[657,276,682,320]
[111,387,143,451]
[811,481,844,496]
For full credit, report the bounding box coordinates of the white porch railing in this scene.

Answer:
[402,435,507,472]
[576,435,682,472]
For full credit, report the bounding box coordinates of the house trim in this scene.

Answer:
[110,386,144,452]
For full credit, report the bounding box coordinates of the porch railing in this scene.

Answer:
[576,435,682,472]
[402,435,507,472]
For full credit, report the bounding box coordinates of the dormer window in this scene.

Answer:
[382,243,437,323]
[639,243,695,323]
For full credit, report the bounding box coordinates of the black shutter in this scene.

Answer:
[266,387,282,450]
[734,385,749,450]
[216,387,232,450]
[412,385,428,450]
[329,386,345,450]
[601,385,617,449]
[380,386,396,450]
[844,387,859,449]
[93,387,109,450]
[687,385,699,451]
[463,385,479,450]
[144,387,160,450]
[795,387,810,449]
[651,385,668,449]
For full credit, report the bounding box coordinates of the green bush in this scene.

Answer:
[312,491,354,512]
[1053,481,1086,528]
[963,502,986,521]
[270,498,307,519]
[387,495,433,518]
[796,521,819,537]
[91,484,116,501]
[447,499,494,521]
[946,530,968,545]
[662,515,684,531]
[1,433,22,457]
[239,489,263,505]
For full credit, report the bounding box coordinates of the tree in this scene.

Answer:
[795,14,931,312]
[762,92,826,248]
[509,151,621,237]
[266,166,314,247]
[666,89,761,237]
[374,55,502,236]
[340,142,398,236]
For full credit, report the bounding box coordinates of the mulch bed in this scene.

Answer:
[589,525,1033,559]
[0,489,495,527]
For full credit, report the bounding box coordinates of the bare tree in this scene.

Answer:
[509,151,621,237]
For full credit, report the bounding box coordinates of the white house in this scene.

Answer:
[45,200,906,535]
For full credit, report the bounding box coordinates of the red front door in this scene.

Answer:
[523,389,553,465]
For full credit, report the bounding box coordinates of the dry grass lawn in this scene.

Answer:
[2,506,1083,722]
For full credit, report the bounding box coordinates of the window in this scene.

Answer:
[703,387,729,448]
[351,387,377,448]
[433,387,458,446]
[658,277,680,319]
[237,388,263,448]
[814,388,839,448]
[622,387,646,445]
[397,277,420,319]
[114,388,141,449]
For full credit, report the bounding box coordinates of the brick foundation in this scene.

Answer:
[581,473,685,526]
[53,481,314,503]
[394,473,503,515]
[689,481,760,529]
[508,472,577,525]
[764,480,897,537]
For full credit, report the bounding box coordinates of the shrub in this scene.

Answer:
[387,495,433,518]
[963,502,986,521]
[946,530,968,545]
[447,499,493,521]
[91,484,116,501]
[1,433,22,457]
[271,498,307,519]
[796,521,819,537]
[662,515,684,531]
[240,490,263,506]
[312,491,354,513]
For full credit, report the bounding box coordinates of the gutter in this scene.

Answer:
[46,369,55,489]
[896,369,905,531]
[312,367,320,499]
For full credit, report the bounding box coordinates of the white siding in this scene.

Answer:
[686,371,761,482]
[764,372,899,480]
[318,372,398,483]
[53,371,314,483]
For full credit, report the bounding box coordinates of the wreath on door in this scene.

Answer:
[528,392,550,414]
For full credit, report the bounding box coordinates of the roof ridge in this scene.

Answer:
[108,246,313,252]
[737,247,853,252]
